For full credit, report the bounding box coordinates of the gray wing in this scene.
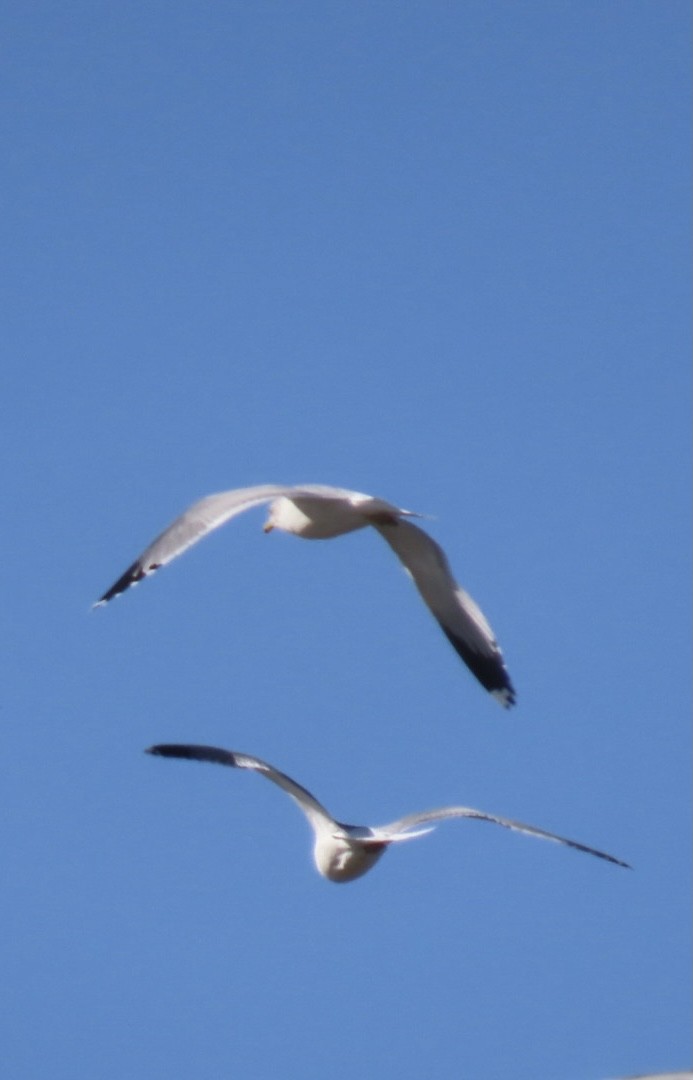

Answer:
[373,520,516,707]
[376,804,630,868]
[95,484,297,605]
[146,743,337,832]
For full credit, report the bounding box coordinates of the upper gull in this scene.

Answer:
[96,483,516,707]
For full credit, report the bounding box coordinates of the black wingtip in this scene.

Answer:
[441,628,516,708]
[95,561,149,607]
[592,849,632,870]
[559,832,631,869]
[146,743,200,760]
[146,744,239,768]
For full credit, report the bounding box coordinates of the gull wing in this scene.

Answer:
[373,520,516,707]
[94,482,399,606]
[95,484,296,605]
[376,804,630,868]
[146,743,337,833]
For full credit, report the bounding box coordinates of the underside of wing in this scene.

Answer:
[374,520,516,706]
[147,743,336,832]
[96,484,293,604]
[379,805,629,867]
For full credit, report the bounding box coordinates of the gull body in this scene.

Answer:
[97,483,516,707]
[146,743,630,883]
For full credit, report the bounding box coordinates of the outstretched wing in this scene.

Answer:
[374,520,516,707]
[146,743,337,833]
[95,484,297,605]
[377,804,629,868]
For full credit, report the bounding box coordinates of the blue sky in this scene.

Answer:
[2,3,690,1078]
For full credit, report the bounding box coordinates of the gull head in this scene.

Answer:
[262,497,315,537]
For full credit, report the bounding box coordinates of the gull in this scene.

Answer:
[610,1075,693,1080]
[146,743,630,883]
[96,483,515,706]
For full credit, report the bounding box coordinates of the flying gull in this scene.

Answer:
[96,483,516,706]
[146,743,630,883]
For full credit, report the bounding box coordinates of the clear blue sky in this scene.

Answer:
[2,3,690,1078]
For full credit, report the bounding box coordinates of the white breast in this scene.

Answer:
[269,496,368,540]
[313,834,389,882]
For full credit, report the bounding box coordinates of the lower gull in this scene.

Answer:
[147,743,629,883]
